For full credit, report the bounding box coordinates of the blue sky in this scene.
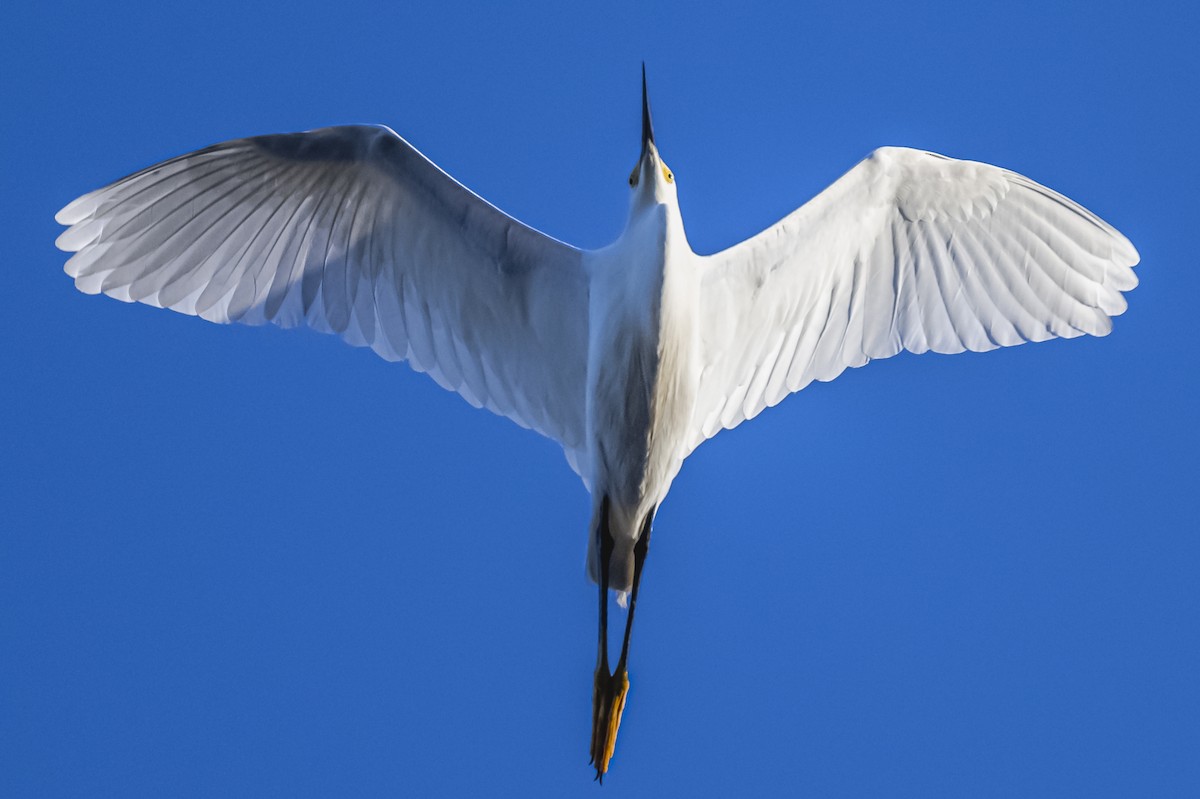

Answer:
[2,0,1197,795]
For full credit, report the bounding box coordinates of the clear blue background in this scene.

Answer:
[3,1,1197,796]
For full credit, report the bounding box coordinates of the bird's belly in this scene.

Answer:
[587,311,695,542]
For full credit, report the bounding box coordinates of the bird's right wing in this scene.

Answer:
[55,125,591,475]
[687,147,1139,453]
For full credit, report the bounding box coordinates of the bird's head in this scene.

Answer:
[627,66,677,209]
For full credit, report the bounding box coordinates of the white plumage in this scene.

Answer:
[56,126,593,474]
[691,147,1138,448]
[54,80,1138,778]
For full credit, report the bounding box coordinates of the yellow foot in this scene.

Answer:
[589,668,630,781]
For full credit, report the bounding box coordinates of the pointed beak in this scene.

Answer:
[641,63,655,155]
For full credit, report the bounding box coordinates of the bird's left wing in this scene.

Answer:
[687,147,1139,453]
[56,125,591,474]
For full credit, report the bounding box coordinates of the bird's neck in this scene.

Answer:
[623,199,689,256]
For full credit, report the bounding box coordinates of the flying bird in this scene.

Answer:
[54,68,1139,780]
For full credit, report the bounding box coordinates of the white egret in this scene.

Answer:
[54,68,1138,779]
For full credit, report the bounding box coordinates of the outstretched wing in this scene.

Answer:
[56,125,590,473]
[688,146,1139,452]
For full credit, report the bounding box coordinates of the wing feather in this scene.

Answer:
[56,125,590,473]
[689,147,1138,453]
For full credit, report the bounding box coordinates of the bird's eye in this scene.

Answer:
[662,166,674,184]
[629,169,639,187]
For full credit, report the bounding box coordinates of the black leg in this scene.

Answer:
[596,497,612,673]
[615,508,653,673]
[590,497,613,775]
[591,506,654,781]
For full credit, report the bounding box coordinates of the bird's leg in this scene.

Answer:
[590,507,654,781]
[616,509,653,675]
[590,497,614,777]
